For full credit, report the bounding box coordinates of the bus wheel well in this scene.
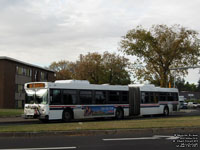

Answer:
[62,108,74,122]
[115,107,124,119]
[163,106,169,116]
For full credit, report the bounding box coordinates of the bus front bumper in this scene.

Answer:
[22,114,48,120]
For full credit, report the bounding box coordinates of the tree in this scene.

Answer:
[175,77,186,91]
[196,79,200,91]
[102,52,131,85]
[120,24,200,87]
[49,60,75,80]
[74,52,131,85]
[174,77,200,91]
[49,52,131,85]
[184,82,197,91]
[74,53,104,84]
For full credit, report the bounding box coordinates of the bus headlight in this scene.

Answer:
[40,108,46,114]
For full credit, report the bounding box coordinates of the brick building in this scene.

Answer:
[0,56,55,108]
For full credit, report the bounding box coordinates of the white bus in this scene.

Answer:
[23,80,179,122]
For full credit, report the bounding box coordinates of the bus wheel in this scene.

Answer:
[115,108,124,119]
[62,110,73,122]
[163,106,169,116]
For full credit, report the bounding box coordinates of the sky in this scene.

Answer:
[0,0,200,84]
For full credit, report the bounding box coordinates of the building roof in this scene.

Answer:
[0,56,54,73]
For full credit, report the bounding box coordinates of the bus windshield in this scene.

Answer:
[25,89,48,104]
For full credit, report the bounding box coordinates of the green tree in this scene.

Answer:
[49,60,75,80]
[74,52,131,85]
[74,53,104,84]
[102,52,131,85]
[120,24,200,87]
[196,79,200,91]
[49,52,131,85]
[175,77,186,91]
[184,82,197,91]
[175,77,198,91]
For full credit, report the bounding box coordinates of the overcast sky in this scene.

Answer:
[0,0,200,83]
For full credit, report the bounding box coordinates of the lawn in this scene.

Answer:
[0,109,23,117]
[0,116,200,132]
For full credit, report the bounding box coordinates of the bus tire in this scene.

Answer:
[115,107,124,119]
[62,109,73,122]
[163,106,169,116]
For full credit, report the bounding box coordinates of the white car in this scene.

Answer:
[187,102,199,108]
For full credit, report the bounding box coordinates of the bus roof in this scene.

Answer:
[24,80,178,92]
[129,84,178,93]
[25,80,128,91]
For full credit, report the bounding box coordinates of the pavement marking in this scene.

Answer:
[0,147,77,150]
[103,135,180,141]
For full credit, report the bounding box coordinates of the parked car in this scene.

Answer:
[182,102,188,109]
[179,101,188,109]
[187,102,200,108]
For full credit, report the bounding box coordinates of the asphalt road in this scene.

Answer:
[0,132,199,150]
[0,109,199,149]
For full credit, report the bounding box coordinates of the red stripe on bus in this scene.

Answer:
[159,101,178,104]
[49,105,76,108]
[114,105,129,107]
[140,104,160,107]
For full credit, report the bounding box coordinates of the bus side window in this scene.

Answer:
[50,89,62,105]
[168,93,173,101]
[155,93,159,103]
[95,91,106,104]
[121,91,128,104]
[144,92,149,103]
[108,91,120,104]
[172,93,178,101]
[141,92,145,104]
[80,90,92,104]
[160,93,167,101]
[63,90,77,105]
[150,92,154,103]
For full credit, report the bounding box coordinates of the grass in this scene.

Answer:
[0,109,23,117]
[185,99,200,103]
[0,116,200,132]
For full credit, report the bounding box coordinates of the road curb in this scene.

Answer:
[0,127,199,137]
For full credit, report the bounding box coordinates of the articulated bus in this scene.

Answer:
[23,80,179,122]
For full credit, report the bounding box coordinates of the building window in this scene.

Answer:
[15,100,24,109]
[16,66,23,75]
[41,72,47,81]
[30,69,32,77]
[16,84,24,93]
[16,66,32,77]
